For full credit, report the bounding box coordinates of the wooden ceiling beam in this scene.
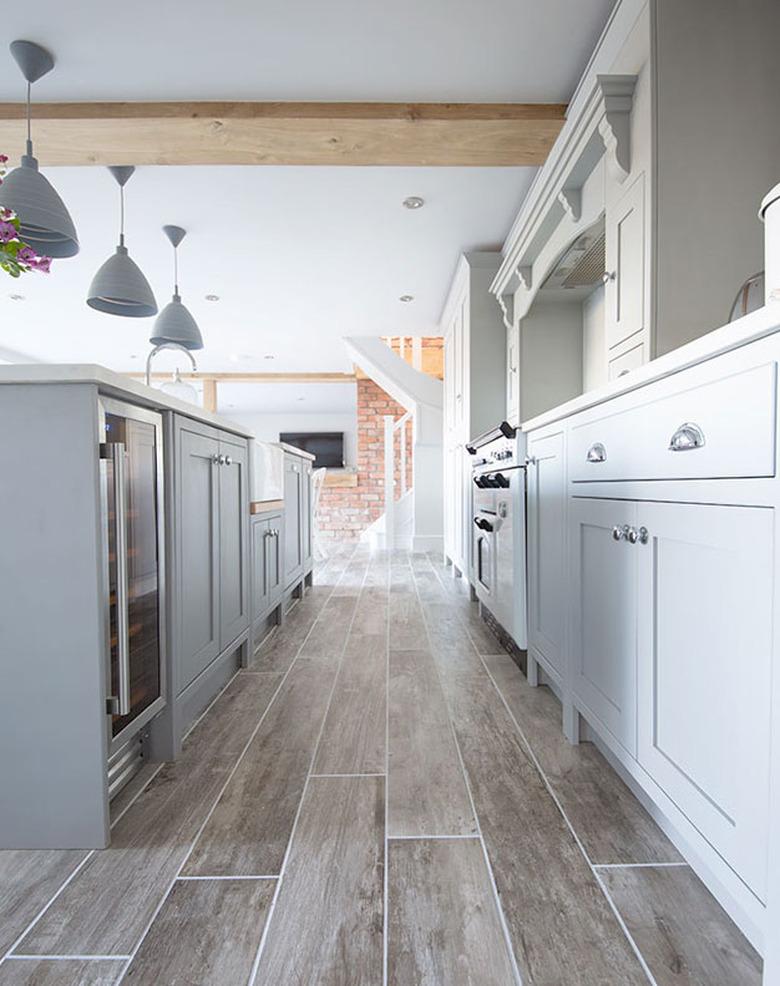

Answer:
[0,101,566,166]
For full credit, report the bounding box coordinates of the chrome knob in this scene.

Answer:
[627,526,639,544]
[224,455,233,466]
[637,526,649,545]
[218,454,226,465]
[612,525,625,541]
[212,453,220,464]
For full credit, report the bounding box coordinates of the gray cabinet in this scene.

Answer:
[175,417,250,693]
[283,451,313,589]
[251,511,284,626]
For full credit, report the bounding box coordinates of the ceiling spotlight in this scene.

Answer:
[264,354,275,360]
[403,196,425,210]
[296,397,305,402]
[399,294,414,303]
[204,294,220,302]
[8,292,25,301]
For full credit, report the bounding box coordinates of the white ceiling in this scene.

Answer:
[218,381,357,414]
[0,0,614,375]
[0,1,613,102]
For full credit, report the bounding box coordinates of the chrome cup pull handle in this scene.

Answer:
[669,422,705,452]
[586,442,607,463]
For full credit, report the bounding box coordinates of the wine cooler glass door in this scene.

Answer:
[101,400,166,747]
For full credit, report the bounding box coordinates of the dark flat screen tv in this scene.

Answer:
[279,432,344,468]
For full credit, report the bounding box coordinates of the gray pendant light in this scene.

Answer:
[0,41,79,258]
[150,225,203,350]
[87,166,157,317]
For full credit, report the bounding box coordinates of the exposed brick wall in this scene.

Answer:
[317,378,412,543]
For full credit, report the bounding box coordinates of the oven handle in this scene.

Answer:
[102,441,131,718]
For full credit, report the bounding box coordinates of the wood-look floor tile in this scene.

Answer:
[388,838,517,985]
[250,600,325,672]
[441,675,649,985]
[181,672,282,762]
[0,851,87,957]
[18,759,231,956]
[351,587,389,635]
[183,659,336,877]
[388,649,476,837]
[423,603,488,676]
[483,653,682,866]
[123,878,276,985]
[296,595,359,664]
[601,866,762,986]
[388,591,427,650]
[253,776,384,984]
[313,634,386,775]
[0,959,125,985]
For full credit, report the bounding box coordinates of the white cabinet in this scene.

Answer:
[526,428,566,686]
[570,497,639,755]
[441,253,506,576]
[636,500,773,901]
[605,173,646,352]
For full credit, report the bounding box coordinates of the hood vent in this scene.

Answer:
[561,230,605,288]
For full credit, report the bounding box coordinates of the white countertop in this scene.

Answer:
[273,441,316,461]
[0,363,255,438]
[521,304,780,432]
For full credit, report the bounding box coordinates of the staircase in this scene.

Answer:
[343,336,444,552]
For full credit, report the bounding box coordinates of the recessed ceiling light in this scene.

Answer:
[264,354,275,360]
[399,294,414,303]
[129,354,138,360]
[403,196,424,210]
[204,294,220,302]
[296,397,305,402]
[8,293,25,301]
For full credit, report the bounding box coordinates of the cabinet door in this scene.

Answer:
[284,456,303,584]
[267,517,283,606]
[251,518,271,620]
[526,430,565,684]
[637,501,772,899]
[218,437,249,650]
[301,462,312,568]
[570,497,638,754]
[606,173,645,350]
[178,428,220,691]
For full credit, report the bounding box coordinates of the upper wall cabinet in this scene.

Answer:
[491,0,780,418]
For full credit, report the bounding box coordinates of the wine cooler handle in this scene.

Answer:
[108,442,132,717]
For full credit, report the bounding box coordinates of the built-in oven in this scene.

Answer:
[467,422,528,650]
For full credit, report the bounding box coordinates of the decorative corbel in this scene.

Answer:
[595,74,636,185]
[558,187,582,223]
[496,292,514,331]
[516,266,533,292]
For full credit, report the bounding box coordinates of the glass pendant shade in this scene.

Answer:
[159,368,199,404]
[0,41,79,258]
[86,165,158,318]
[150,225,203,350]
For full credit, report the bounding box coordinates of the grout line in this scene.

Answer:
[114,544,360,986]
[310,772,385,778]
[7,954,132,962]
[387,834,481,841]
[246,545,371,986]
[176,874,279,881]
[410,555,525,986]
[593,862,689,870]
[476,651,660,986]
[0,852,95,966]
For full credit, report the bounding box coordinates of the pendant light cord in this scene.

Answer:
[119,184,125,248]
[173,246,179,296]
[25,82,32,157]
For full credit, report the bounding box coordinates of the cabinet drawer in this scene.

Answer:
[570,357,777,482]
[608,340,644,381]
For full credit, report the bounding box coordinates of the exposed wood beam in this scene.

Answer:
[202,378,217,413]
[0,102,566,166]
[125,371,357,384]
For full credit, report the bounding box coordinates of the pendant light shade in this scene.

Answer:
[150,225,203,350]
[0,41,79,258]
[87,166,157,318]
[159,367,199,405]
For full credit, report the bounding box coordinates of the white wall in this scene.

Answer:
[226,410,358,467]
[582,284,606,392]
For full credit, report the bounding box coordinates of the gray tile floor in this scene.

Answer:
[0,544,762,985]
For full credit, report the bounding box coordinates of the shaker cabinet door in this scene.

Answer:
[605,172,645,351]
[284,456,304,584]
[218,437,249,650]
[251,518,271,623]
[178,427,220,691]
[570,497,638,754]
[526,429,566,684]
[636,501,773,900]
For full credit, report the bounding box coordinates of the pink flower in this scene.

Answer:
[0,221,18,243]
[32,255,51,273]
[0,155,7,163]
[17,246,37,263]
